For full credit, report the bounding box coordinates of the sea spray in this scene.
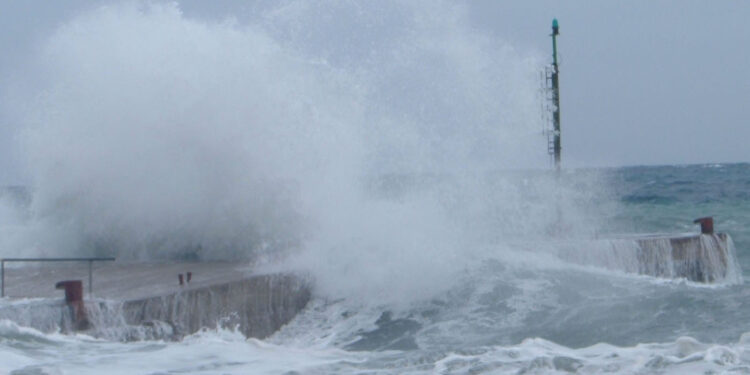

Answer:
[7,1,610,304]
[18,2,367,260]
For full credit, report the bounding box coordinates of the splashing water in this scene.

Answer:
[1,1,610,303]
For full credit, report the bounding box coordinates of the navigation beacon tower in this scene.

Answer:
[544,18,562,171]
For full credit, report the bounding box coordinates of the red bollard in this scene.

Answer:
[55,280,89,330]
[693,217,714,235]
[56,280,83,304]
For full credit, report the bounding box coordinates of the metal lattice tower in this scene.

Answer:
[541,19,562,171]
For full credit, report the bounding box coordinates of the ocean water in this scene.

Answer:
[2,163,750,375]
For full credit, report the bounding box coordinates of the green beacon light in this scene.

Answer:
[552,18,559,36]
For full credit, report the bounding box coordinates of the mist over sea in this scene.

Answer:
[0,2,748,374]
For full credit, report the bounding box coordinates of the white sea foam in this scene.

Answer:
[4,316,750,375]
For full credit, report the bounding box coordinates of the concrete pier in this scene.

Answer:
[640,233,731,282]
[122,273,310,339]
[0,262,311,340]
[558,233,742,283]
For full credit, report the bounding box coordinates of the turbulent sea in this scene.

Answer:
[2,163,750,374]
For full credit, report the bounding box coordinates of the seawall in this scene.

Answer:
[558,233,742,284]
[121,273,310,339]
[0,262,312,341]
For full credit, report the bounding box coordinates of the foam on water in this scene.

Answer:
[0,319,365,375]
[4,316,750,374]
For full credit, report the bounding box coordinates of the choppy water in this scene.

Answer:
[1,163,750,374]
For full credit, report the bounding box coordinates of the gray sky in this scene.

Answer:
[470,0,750,169]
[0,0,748,183]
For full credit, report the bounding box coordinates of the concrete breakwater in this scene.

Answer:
[558,233,742,284]
[0,262,311,341]
[0,230,740,340]
[121,273,311,339]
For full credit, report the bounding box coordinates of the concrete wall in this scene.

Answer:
[637,233,731,283]
[558,233,742,284]
[121,273,311,339]
[0,271,312,341]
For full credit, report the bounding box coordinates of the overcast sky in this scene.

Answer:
[472,1,750,169]
[0,1,748,184]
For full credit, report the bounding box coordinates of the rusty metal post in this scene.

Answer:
[56,280,84,303]
[693,217,714,234]
[56,280,89,330]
